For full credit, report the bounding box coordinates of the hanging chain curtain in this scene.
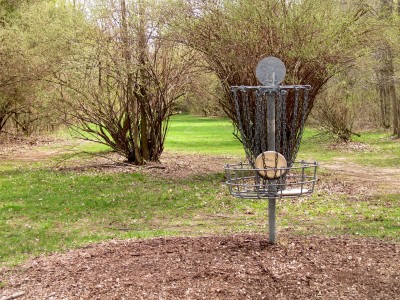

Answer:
[232,85,310,167]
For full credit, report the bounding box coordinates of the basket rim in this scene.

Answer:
[224,161,318,171]
[230,84,311,90]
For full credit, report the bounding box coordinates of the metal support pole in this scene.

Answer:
[268,197,276,243]
[267,90,276,244]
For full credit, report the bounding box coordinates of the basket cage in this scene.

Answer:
[226,85,318,199]
[225,161,318,199]
[231,85,311,168]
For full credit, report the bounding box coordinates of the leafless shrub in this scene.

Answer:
[57,0,199,164]
[173,0,372,156]
[313,94,358,142]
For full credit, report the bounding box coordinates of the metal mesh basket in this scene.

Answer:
[224,161,318,199]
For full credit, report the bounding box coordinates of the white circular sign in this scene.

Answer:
[256,57,286,86]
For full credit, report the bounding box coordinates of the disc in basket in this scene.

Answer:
[255,151,287,179]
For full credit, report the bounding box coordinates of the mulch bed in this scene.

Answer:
[1,234,399,300]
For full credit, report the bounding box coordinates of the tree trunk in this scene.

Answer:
[140,106,150,160]
[137,0,151,160]
[395,0,400,137]
[121,0,143,164]
[376,68,391,128]
[390,85,399,136]
[376,0,398,132]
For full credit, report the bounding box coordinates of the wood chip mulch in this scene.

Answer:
[1,234,399,300]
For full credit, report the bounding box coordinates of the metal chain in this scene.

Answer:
[289,87,300,166]
[276,89,282,155]
[243,88,251,156]
[231,85,310,170]
[233,87,252,164]
[259,90,266,152]
[255,89,262,157]
[241,88,254,164]
[281,90,288,161]
[266,89,274,153]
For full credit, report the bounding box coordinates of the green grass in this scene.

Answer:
[278,193,400,239]
[165,114,244,155]
[0,170,241,266]
[166,114,400,167]
[0,114,399,268]
[351,132,400,167]
[298,128,400,167]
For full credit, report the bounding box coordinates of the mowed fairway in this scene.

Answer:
[0,115,399,269]
[165,114,243,155]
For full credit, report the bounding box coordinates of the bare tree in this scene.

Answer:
[375,0,399,136]
[58,0,198,164]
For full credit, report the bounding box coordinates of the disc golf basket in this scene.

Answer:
[224,57,318,243]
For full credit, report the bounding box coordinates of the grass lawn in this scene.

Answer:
[0,114,399,268]
[165,114,243,155]
[299,129,400,168]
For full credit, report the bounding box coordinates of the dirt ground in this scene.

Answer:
[1,138,399,299]
[1,234,399,300]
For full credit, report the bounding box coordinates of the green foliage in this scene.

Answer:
[0,1,90,136]
[311,73,364,141]
[175,72,225,117]
[0,0,32,24]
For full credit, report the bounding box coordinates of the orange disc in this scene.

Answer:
[255,151,287,178]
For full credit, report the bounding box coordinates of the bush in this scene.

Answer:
[173,0,372,157]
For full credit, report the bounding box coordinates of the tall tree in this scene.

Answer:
[375,0,399,136]
[394,0,400,137]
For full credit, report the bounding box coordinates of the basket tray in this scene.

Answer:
[224,161,318,199]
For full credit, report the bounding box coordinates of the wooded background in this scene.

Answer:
[1,0,399,164]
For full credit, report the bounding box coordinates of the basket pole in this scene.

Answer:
[267,90,277,244]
